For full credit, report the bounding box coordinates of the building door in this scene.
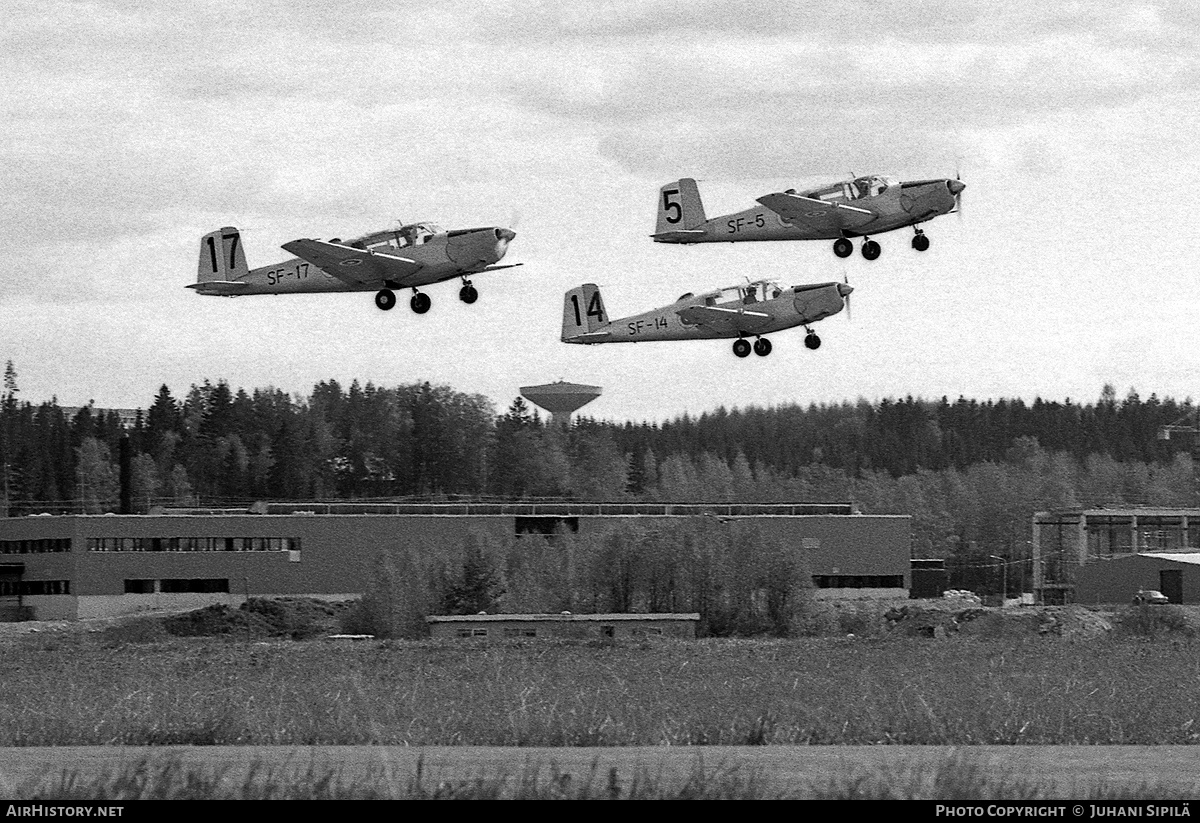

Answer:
[1160,569,1183,604]
[0,563,24,621]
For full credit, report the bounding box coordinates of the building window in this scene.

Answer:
[3,539,71,554]
[471,628,488,637]
[124,579,155,594]
[812,575,904,589]
[601,625,615,638]
[159,578,230,594]
[20,580,70,595]
[86,537,301,553]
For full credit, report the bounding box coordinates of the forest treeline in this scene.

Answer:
[2,360,1198,581]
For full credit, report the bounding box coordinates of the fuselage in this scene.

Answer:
[192,225,514,296]
[568,282,849,344]
[656,178,960,244]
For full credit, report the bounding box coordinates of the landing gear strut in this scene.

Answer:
[833,237,854,258]
[732,338,752,358]
[911,229,930,252]
[861,238,881,260]
[753,338,772,357]
[374,289,396,311]
[410,290,431,314]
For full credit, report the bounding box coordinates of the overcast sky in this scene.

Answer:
[2,1,1198,423]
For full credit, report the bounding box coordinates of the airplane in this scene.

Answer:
[561,278,852,358]
[189,221,520,312]
[651,174,964,260]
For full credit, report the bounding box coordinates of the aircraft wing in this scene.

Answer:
[476,263,524,273]
[756,192,875,233]
[281,239,423,286]
[675,304,772,333]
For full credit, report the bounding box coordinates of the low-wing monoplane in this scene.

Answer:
[190,221,520,312]
[652,175,963,260]
[561,279,852,358]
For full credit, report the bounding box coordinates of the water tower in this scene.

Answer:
[520,381,602,428]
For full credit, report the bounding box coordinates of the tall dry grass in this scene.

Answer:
[3,635,1200,746]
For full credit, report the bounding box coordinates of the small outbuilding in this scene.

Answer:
[426,612,700,640]
[1074,553,1200,605]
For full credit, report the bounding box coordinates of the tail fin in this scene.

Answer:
[655,178,707,235]
[197,227,249,284]
[562,284,608,341]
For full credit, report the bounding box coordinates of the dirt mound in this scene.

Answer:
[885,602,1112,640]
[159,598,350,639]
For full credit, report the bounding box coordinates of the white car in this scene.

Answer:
[1132,589,1170,605]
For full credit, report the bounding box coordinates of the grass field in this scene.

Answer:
[4,632,1200,747]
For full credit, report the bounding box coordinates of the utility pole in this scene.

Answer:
[990,555,1007,606]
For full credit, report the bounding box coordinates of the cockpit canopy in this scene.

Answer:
[701,280,787,306]
[352,222,446,251]
[805,175,896,202]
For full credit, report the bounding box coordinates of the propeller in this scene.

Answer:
[840,272,853,322]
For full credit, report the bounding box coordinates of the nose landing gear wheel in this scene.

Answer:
[375,289,396,311]
[733,339,752,358]
[833,237,854,258]
[861,239,881,260]
[459,284,478,304]
[804,333,821,350]
[753,338,772,357]
[410,292,432,314]
[912,233,930,252]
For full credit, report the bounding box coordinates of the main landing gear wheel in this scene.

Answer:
[374,289,396,311]
[804,333,822,350]
[753,338,772,357]
[732,339,752,358]
[912,232,930,252]
[861,239,881,260]
[833,237,854,258]
[410,292,431,314]
[459,284,478,304]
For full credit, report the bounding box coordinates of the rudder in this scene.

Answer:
[197,227,249,283]
[655,178,707,235]
[562,284,607,341]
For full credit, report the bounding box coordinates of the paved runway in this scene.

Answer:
[2,745,1200,797]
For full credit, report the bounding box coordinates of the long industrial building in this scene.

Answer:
[0,502,911,620]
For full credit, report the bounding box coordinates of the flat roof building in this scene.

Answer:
[0,502,911,620]
[427,612,700,640]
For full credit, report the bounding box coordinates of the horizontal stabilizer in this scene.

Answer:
[565,331,612,343]
[651,229,707,241]
[186,280,249,296]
